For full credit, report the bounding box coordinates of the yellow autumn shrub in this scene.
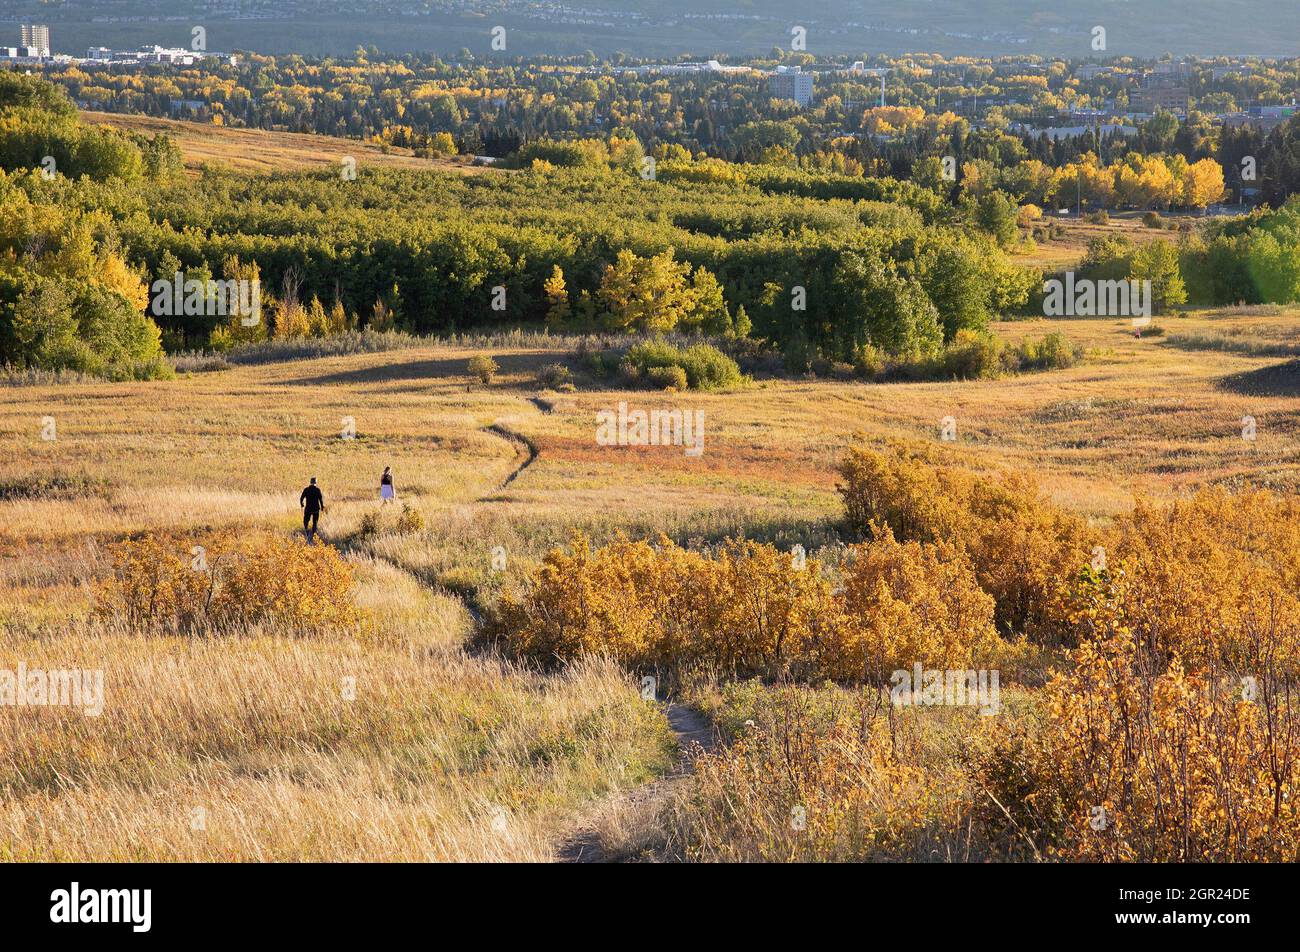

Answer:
[979,631,1300,862]
[839,442,1300,665]
[214,532,359,631]
[491,531,997,684]
[838,441,1094,640]
[830,527,1000,683]
[490,534,834,677]
[698,538,836,676]
[982,488,1300,859]
[1084,488,1300,670]
[98,531,360,634]
[97,531,214,632]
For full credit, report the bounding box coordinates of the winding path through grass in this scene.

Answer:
[556,703,717,862]
[344,390,720,861]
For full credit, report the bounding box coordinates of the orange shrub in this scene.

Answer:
[829,527,999,682]
[490,534,834,678]
[97,532,215,632]
[214,532,359,631]
[979,631,1300,861]
[1080,488,1300,671]
[98,531,359,634]
[838,440,953,541]
[838,441,1093,640]
[840,443,1300,664]
[490,531,998,685]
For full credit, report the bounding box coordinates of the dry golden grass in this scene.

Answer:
[0,345,681,862]
[4,311,1300,861]
[81,110,493,176]
[7,317,1300,606]
[1011,212,1171,270]
[0,554,674,861]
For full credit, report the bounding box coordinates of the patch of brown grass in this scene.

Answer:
[82,110,492,177]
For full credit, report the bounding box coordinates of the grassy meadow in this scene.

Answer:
[3,302,1300,861]
[83,111,490,177]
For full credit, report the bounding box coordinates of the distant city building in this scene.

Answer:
[1251,104,1295,120]
[1074,65,1114,81]
[1130,85,1189,115]
[1222,104,1297,132]
[169,98,209,118]
[1130,91,1188,114]
[1151,60,1193,80]
[0,46,45,62]
[841,61,888,79]
[20,24,50,57]
[79,45,238,67]
[0,24,50,61]
[141,46,201,65]
[1015,122,1138,141]
[615,59,750,76]
[1,27,232,67]
[768,66,814,107]
[1126,62,1192,115]
[1211,64,1252,81]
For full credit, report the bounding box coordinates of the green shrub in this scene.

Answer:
[853,344,887,379]
[536,362,574,389]
[467,354,499,383]
[515,138,611,169]
[933,329,1004,380]
[584,352,616,377]
[856,332,1080,382]
[0,270,171,380]
[622,339,743,391]
[623,338,681,373]
[1015,332,1082,371]
[646,365,688,390]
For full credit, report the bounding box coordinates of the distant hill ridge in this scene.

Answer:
[13,0,1300,58]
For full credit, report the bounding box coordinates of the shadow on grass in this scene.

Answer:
[283,351,558,387]
[1162,335,1300,359]
[1217,359,1300,396]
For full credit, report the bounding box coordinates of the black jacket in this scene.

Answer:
[300,485,324,512]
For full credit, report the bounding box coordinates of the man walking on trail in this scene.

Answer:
[300,477,325,538]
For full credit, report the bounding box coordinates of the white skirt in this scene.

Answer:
[380,484,395,500]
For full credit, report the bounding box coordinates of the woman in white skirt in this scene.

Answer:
[379,466,395,505]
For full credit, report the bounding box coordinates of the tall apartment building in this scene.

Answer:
[1129,62,1191,115]
[1129,84,1189,115]
[20,24,50,57]
[768,66,814,107]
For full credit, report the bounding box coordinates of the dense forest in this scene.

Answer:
[6,69,1300,380]
[33,50,1300,202]
[1,72,1036,378]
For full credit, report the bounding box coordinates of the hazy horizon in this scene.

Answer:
[2,0,1299,59]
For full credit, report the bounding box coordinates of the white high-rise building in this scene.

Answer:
[20,24,50,57]
[768,66,814,107]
